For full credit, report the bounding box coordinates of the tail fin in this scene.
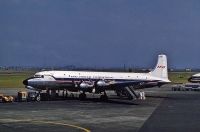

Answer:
[149,54,169,80]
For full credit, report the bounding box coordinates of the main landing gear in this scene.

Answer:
[79,91,108,101]
[79,92,86,100]
[100,92,108,101]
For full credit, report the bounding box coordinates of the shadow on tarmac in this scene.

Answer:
[49,97,139,105]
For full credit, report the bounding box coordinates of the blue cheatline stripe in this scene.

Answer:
[54,77,137,81]
[52,76,158,83]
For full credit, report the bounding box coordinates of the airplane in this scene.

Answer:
[188,73,200,83]
[23,54,170,101]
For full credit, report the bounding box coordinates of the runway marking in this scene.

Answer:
[0,119,91,132]
[35,121,91,132]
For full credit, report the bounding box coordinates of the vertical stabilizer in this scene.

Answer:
[149,54,168,79]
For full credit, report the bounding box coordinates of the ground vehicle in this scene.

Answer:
[17,91,41,102]
[172,83,200,91]
[0,94,14,103]
[17,91,28,102]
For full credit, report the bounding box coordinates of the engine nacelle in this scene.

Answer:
[96,80,109,87]
[79,82,94,92]
[79,82,94,89]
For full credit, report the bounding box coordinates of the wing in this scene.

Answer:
[104,80,160,89]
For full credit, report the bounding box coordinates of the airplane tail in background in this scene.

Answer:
[149,54,170,82]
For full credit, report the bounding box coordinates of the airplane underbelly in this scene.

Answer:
[30,80,74,89]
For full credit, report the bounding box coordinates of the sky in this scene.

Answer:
[0,0,200,69]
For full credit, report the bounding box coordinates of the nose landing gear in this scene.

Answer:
[36,94,41,101]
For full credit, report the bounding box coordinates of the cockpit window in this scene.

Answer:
[34,75,44,78]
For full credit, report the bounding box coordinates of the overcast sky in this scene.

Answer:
[0,0,200,68]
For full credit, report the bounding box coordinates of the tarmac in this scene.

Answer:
[140,89,200,132]
[0,85,200,132]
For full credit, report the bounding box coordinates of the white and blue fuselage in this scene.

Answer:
[23,54,170,96]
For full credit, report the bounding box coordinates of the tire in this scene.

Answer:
[100,95,108,101]
[36,95,41,102]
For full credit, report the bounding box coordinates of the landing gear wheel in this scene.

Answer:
[65,92,68,98]
[116,91,121,96]
[79,93,86,100]
[36,95,41,102]
[100,94,108,101]
[70,93,74,98]
[128,95,133,100]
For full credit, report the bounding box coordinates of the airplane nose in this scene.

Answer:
[23,79,28,85]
